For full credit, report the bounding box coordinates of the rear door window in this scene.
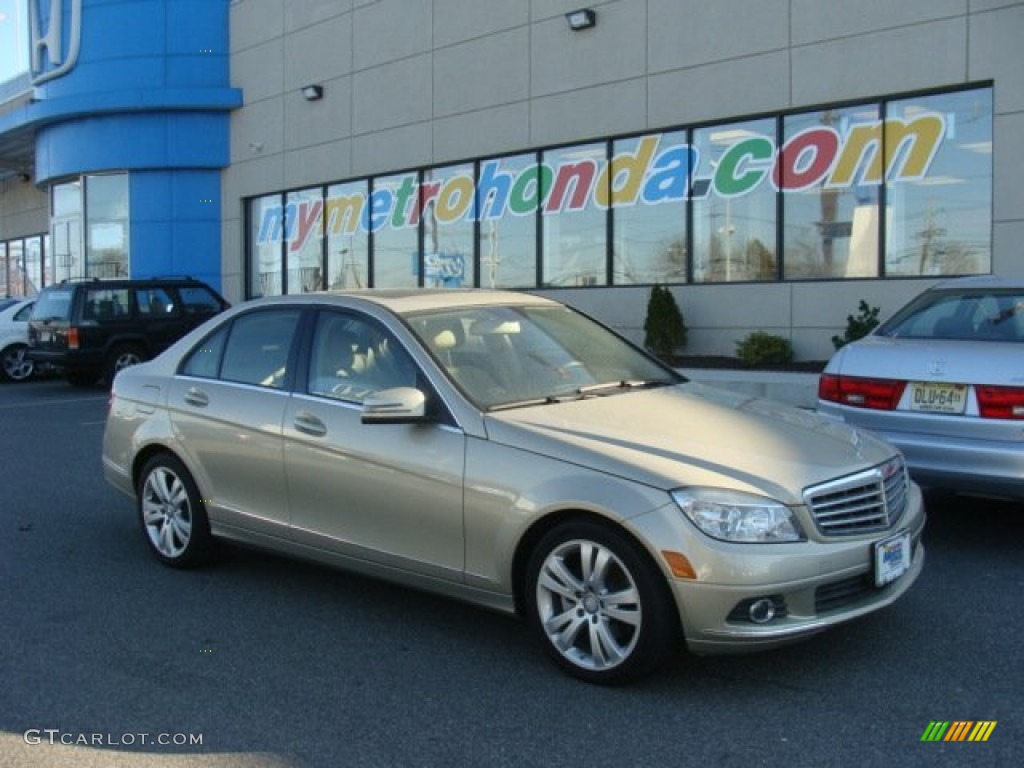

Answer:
[219,310,302,389]
[135,287,178,317]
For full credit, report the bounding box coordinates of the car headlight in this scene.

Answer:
[671,487,804,543]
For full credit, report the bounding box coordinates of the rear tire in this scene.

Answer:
[137,454,212,569]
[525,519,679,684]
[105,344,147,385]
[0,344,34,382]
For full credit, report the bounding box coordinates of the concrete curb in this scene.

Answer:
[678,368,820,410]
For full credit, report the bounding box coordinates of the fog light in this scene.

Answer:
[748,598,777,624]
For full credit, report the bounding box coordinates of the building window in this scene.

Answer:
[285,187,324,294]
[371,173,419,289]
[542,143,607,287]
[249,193,284,297]
[422,163,475,288]
[782,106,882,280]
[612,132,687,284]
[0,234,47,296]
[85,174,130,279]
[50,174,129,282]
[243,84,993,298]
[692,119,777,283]
[326,180,369,289]
[884,89,992,277]
[479,152,537,290]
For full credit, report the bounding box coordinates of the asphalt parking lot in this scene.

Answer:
[1,377,1021,768]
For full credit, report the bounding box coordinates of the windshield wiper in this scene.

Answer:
[488,394,568,412]
[577,379,675,396]
[488,380,675,412]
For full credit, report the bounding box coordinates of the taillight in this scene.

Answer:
[818,374,906,410]
[976,385,1024,420]
[67,327,79,349]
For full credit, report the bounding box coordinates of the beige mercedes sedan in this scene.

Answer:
[102,290,924,683]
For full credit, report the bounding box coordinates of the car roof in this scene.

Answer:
[243,289,558,316]
[929,275,1024,291]
[39,277,212,291]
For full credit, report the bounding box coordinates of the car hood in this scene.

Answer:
[827,335,1024,386]
[484,382,895,504]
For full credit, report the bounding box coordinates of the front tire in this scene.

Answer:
[525,520,679,684]
[137,454,212,568]
[0,344,34,382]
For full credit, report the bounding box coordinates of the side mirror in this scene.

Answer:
[361,387,428,424]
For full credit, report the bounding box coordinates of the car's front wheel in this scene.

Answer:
[137,454,212,568]
[0,344,34,382]
[525,520,679,684]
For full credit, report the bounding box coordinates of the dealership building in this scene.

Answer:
[1,0,1021,358]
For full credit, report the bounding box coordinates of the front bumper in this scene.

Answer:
[632,481,926,653]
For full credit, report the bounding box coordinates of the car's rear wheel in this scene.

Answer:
[525,520,679,684]
[105,344,147,385]
[1,344,34,382]
[138,454,212,568]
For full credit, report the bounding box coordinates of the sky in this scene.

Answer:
[0,0,29,85]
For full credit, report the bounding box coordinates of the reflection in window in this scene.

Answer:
[86,174,130,279]
[372,173,419,289]
[885,90,992,277]
[478,153,537,289]
[286,187,324,294]
[250,194,284,297]
[52,180,83,282]
[542,144,607,287]
[422,164,474,288]
[23,236,43,294]
[692,120,776,283]
[783,107,881,279]
[326,181,369,289]
[613,132,686,284]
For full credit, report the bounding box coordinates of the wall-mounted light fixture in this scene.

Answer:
[301,84,324,101]
[565,8,596,31]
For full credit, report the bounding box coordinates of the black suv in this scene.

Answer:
[28,277,229,386]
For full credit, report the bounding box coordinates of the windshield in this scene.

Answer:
[406,304,681,409]
[30,289,74,322]
[878,288,1024,342]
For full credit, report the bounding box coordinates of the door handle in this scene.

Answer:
[293,411,328,437]
[184,387,209,407]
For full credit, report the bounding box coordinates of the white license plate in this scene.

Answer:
[908,381,967,414]
[874,531,911,587]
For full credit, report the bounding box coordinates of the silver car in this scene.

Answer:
[103,290,924,683]
[818,276,1024,500]
[0,297,36,382]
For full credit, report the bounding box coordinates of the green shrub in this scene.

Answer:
[735,331,793,367]
[831,300,880,349]
[643,284,687,360]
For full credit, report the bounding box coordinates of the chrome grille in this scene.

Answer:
[805,456,908,536]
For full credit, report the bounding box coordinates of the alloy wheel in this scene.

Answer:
[2,345,34,381]
[534,538,643,672]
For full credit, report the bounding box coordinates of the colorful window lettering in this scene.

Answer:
[247,85,992,296]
